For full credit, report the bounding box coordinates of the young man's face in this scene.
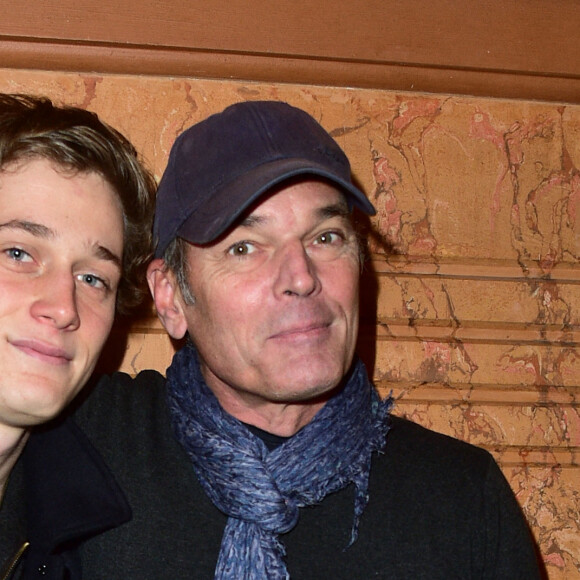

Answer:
[174,180,361,412]
[0,158,124,429]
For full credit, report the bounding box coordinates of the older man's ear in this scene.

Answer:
[147,258,189,340]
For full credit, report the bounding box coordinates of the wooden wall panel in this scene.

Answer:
[0,0,579,103]
[0,69,578,577]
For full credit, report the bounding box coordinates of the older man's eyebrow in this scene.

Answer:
[317,202,351,221]
[0,219,54,238]
[237,214,267,229]
[239,201,351,230]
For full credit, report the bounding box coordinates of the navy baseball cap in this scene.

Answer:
[153,100,376,257]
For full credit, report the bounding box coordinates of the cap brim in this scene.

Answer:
[176,158,376,245]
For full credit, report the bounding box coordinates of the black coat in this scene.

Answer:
[77,371,543,579]
[1,369,544,578]
[0,419,131,579]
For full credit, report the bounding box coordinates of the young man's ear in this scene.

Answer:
[146,258,188,340]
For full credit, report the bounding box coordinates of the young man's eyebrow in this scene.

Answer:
[94,244,122,269]
[0,219,122,269]
[0,219,54,238]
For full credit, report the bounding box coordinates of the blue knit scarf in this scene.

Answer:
[166,342,392,579]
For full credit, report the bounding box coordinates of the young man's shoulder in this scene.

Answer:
[72,370,171,449]
[77,370,167,415]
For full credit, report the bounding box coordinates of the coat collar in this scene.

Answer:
[23,417,131,552]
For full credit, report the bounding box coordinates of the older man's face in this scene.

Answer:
[178,180,361,411]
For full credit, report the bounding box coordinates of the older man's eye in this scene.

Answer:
[227,241,255,256]
[314,231,343,245]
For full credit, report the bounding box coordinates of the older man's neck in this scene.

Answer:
[0,426,29,504]
[214,391,327,437]
[247,405,324,437]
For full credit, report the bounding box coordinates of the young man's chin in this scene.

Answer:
[1,382,80,428]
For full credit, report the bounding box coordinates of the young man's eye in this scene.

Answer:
[227,241,255,256]
[5,247,33,262]
[77,273,109,290]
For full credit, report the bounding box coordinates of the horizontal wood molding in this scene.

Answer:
[372,256,580,283]
[373,324,580,347]
[383,383,579,406]
[1,0,579,103]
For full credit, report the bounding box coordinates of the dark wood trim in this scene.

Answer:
[1,38,579,104]
[0,0,578,103]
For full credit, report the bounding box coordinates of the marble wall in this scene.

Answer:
[1,69,578,578]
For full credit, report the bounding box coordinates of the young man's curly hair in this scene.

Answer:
[0,93,157,314]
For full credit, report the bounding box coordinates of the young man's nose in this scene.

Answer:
[30,272,81,330]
